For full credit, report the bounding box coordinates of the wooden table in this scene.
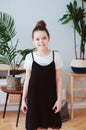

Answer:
[1,86,23,127]
[66,72,86,119]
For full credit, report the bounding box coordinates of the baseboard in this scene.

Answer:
[68,104,86,109]
[0,104,19,111]
[0,103,85,112]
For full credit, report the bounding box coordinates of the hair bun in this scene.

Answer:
[36,20,46,28]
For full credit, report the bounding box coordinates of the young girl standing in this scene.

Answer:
[21,20,63,130]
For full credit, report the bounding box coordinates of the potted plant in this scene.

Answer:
[59,0,86,73]
[0,12,35,89]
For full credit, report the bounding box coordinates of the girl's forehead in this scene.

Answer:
[34,30,47,36]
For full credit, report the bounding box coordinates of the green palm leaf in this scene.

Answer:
[0,11,35,76]
[0,12,16,44]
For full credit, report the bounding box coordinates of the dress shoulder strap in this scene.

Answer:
[31,52,34,61]
[52,50,54,61]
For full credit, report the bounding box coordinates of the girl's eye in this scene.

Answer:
[35,37,47,41]
[43,37,47,40]
[36,38,39,41]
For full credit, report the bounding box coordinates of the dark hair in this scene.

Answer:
[32,20,50,38]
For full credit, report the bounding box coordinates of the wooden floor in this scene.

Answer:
[0,109,86,130]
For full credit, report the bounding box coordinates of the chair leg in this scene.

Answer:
[2,93,9,119]
[16,94,22,127]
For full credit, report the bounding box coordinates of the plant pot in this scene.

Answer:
[7,76,21,90]
[71,59,86,74]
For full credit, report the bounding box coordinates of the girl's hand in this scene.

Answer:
[52,100,61,113]
[21,100,28,113]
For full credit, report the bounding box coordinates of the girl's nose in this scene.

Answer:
[40,39,43,43]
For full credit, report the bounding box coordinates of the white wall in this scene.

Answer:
[0,0,81,88]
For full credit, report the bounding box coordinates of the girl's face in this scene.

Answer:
[32,31,50,50]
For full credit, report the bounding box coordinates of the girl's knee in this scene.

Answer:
[37,128,42,130]
[48,128,60,130]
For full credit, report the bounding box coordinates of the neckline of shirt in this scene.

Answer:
[33,51,52,58]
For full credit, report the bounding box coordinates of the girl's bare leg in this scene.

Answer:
[48,128,60,130]
[37,128,42,130]
[37,128,60,130]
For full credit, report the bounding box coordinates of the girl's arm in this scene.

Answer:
[52,68,63,113]
[21,69,31,113]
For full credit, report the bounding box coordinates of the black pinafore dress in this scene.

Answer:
[26,51,62,130]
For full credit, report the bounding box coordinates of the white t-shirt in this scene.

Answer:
[24,51,63,70]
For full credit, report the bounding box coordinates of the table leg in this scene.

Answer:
[3,93,9,119]
[16,94,22,127]
[70,76,73,119]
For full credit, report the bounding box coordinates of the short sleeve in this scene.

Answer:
[24,53,33,70]
[54,52,63,69]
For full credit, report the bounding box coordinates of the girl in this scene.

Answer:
[21,20,63,130]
